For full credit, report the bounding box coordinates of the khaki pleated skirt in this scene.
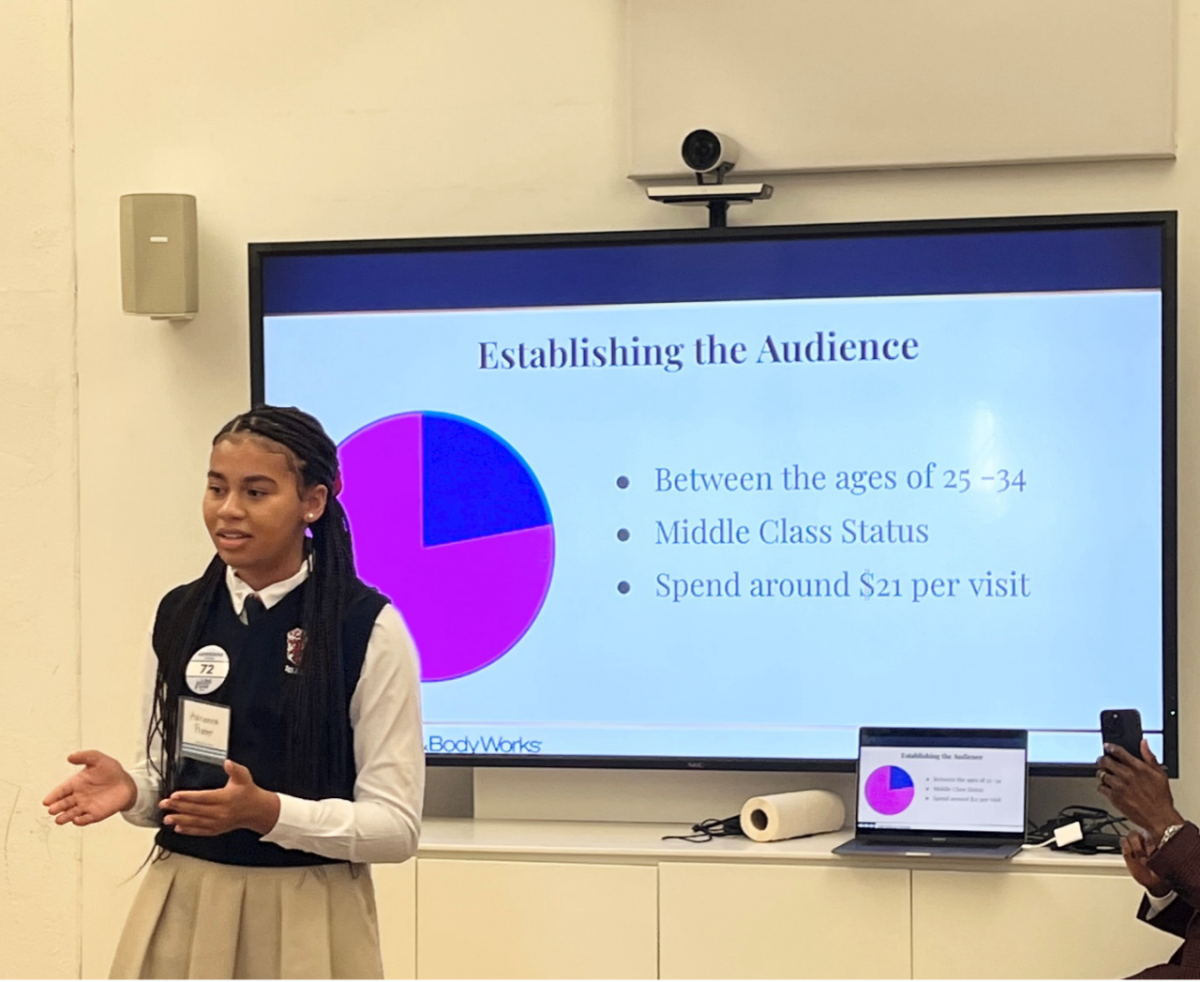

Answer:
[109,853,383,980]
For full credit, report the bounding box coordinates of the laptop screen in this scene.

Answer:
[856,728,1028,836]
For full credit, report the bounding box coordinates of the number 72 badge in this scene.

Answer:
[185,644,229,696]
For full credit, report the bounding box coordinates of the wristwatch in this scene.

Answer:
[1160,824,1185,848]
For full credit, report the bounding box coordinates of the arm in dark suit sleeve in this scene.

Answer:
[1148,824,1200,913]
[1138,892,1195,939]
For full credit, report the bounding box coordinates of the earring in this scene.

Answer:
[306,513,314,522]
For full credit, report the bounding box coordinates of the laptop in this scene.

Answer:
[832,727,1028,860]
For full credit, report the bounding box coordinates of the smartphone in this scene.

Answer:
[1100,708,1143,758]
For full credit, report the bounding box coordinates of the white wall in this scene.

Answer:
[0,1,80,977]
[630,0,1177,174]
[71,2,639,975]
[2,0,1196,976]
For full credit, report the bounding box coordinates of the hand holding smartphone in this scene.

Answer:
[1097,708,1183,846]
[1100,708,1144,758]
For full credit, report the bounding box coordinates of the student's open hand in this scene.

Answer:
[160,760,281,836]
[43,750,138,827]
[1097,740,1184,840]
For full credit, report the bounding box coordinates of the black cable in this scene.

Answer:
[662,815,744,843]
[1026,804,1129,853]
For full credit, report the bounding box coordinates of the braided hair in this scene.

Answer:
[146,406,359,798]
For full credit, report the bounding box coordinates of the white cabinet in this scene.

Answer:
[415,858,658,979]
[660,861,911,979]
[403,819,1179,979]
[374,858,417,980]
[912,868,1179,980]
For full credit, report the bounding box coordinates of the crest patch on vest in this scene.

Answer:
[285,627,306,674]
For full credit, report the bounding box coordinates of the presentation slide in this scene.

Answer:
[856,744,1026,833]
[264,286,1164,764]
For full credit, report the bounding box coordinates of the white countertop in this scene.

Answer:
[418,817,1130,872]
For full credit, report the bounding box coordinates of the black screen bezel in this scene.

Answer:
[249,210,1178,778]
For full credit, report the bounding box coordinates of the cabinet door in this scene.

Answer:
[374,859,417,980]
[416,858,657,979]
[660,862,911,979]
[913,869,1179,979]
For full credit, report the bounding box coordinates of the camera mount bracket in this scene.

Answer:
[645,180,774,228]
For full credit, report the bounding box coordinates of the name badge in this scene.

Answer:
[178,697,231,765]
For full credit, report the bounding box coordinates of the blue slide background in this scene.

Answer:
[265,289,1163,763]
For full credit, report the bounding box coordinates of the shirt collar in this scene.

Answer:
[225,561,310,617]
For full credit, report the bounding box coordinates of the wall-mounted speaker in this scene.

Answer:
[119,193,198,319]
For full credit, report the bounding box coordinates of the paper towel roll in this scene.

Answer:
[740,789,846,842]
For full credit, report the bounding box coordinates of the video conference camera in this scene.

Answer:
[646,129,772,227]
[682,129,740,177]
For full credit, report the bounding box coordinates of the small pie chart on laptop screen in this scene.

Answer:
[338,412,555,682]
[864,765,915,815]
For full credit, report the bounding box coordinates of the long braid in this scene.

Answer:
[146,556,225,797]
[298,491,358,793]
[148,406,360,799]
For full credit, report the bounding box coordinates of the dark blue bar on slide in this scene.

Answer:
[259,225,1163,316]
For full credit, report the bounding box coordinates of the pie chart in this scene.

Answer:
[864,765,915,815]
[338,412,555,681]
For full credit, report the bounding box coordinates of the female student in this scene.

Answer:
[43,406,424,979]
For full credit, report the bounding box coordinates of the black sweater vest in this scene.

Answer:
[151,577,387,867]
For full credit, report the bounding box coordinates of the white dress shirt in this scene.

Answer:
[1145,888,1178,917]
[122,564,425,864]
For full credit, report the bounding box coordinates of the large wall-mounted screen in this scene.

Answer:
[251,213,1177,775]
